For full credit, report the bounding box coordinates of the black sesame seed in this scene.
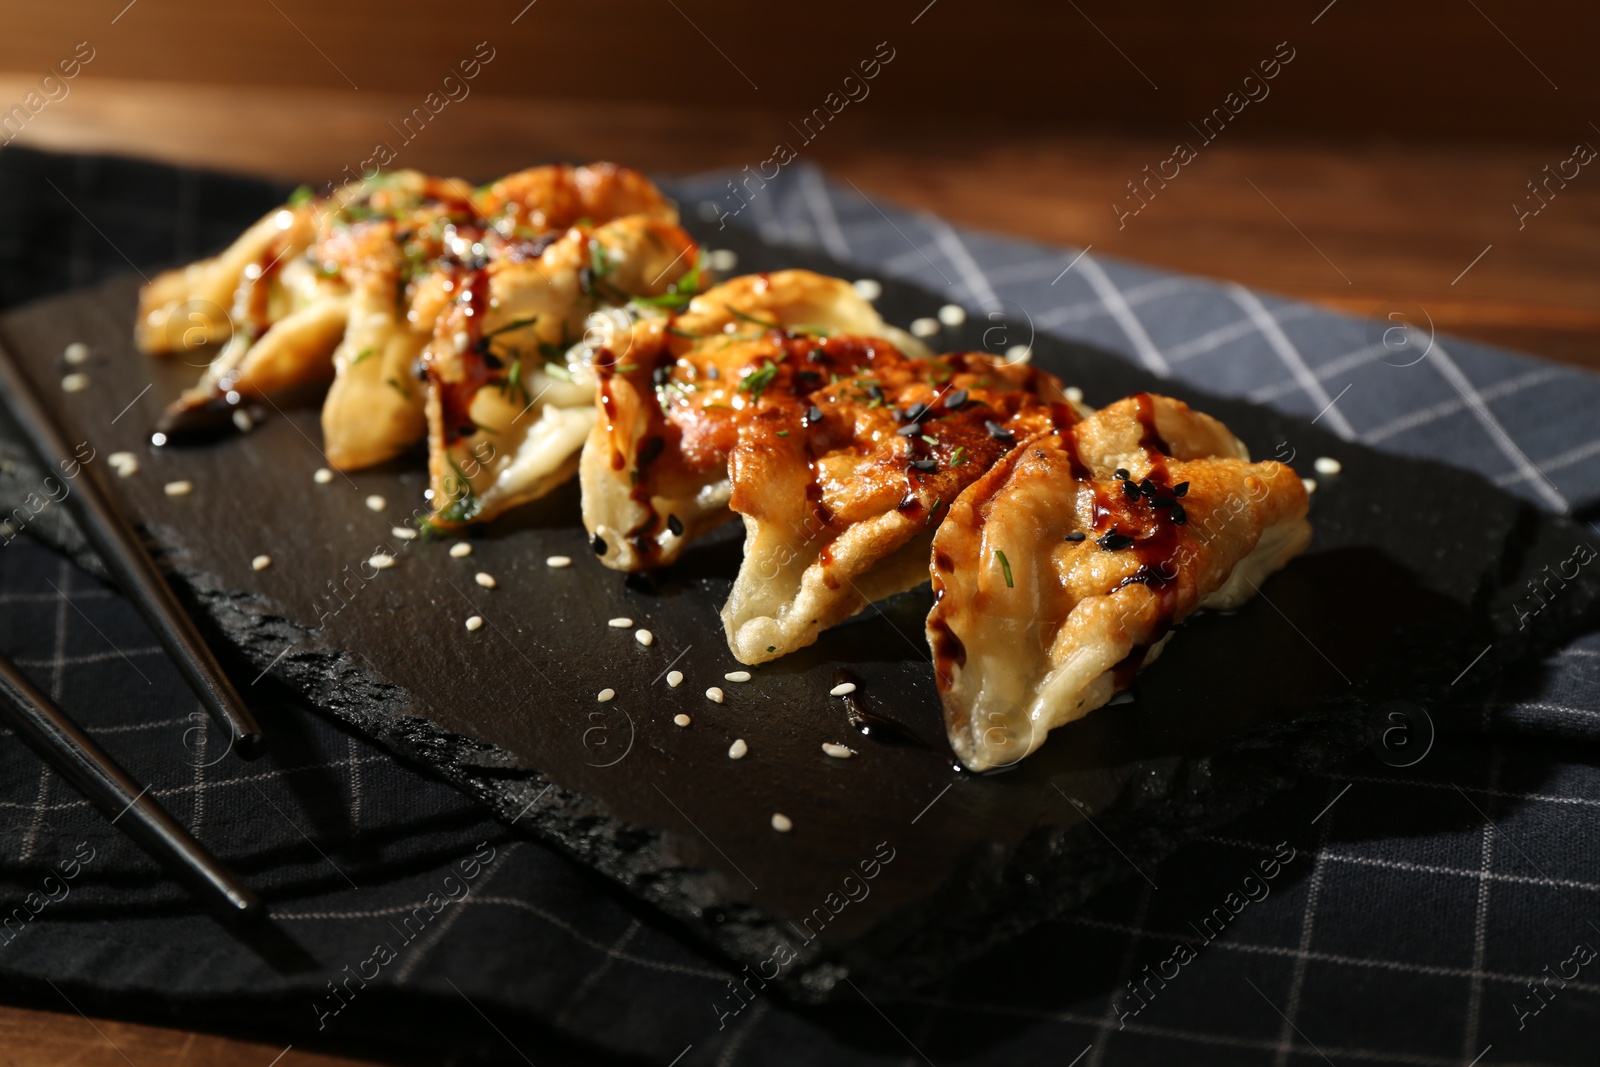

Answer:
[909,458,938,473]
[578,266,595,291]
[1121,480,1140,501]
[482,352,504,370]
[1139,478,1158,498]
[667,514,684,536]
[984,420,1015,443]
[592,534,607,555]
[652,365,671,386]
[1097,530,1135,551]
[867,383,885,402]
[1173,481,1189,497]
[705,364,720,380]
[806,405,825,424]
[1113,468,1130,481]
[806,347,827,363]
[457,424,477,439]
[901,401,929,423]
[412,358,429,382]
[1151,496,1177,509]
[1065,531,1086,543]
[1170,505,1187,526]
[944,389,969,410]
[896,423,923,437]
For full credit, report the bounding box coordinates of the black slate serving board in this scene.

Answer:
[2,226,1596,1002]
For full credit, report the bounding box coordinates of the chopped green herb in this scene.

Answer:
[589,239,613,279]
[926,497,941,523]
[738,360,779,402]
[351,347,376,365]
[950,446,967,467]
[485,316,540,340]
[615,363,639,373]
[384,377,411,400]
[497,359,530,406]
[996,549,1014,588]
[920,434,939,446]
[666,325,704,340]
[775,430,790,437]
[724,304,782,330]
[541,360,573,382]
[288,184,315,207]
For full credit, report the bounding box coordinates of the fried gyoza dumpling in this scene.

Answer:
[722,351,1080,664]
[927,393,1311,771]
[421,215,699,529]
[580,270,928,570]
[135,163,680,476]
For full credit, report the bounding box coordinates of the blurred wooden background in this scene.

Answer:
[0,1,1597,1063]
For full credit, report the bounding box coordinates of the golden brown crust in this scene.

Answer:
[927,393,1312,770]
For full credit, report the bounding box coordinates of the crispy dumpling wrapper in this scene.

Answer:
[927,393,1311,771]
[722,350,1080,664]
[580,270,928,571]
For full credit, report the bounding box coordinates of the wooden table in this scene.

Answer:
[1,76,1595,1065]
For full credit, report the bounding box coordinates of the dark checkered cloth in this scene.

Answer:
[1,145,1597,1066]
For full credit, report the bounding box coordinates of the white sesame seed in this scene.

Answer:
[724,671,752,683]
[475,572,497,588]
[366,495,386,511]
[63,342,90,365]
[313,468,333,484]
[1302,477,1318,495]
[1005,344,1033,364]
[251,555,271,571]
[608,617,634,628]
[727,737,747,759]
[909,317,940,338]
[822,742,855,759]
[231,409,254,432]
[667,670,684,688]
[598,688,615,702]
[1065,386,1084,404]
[706,687,724,704]
[830,682,857,697]
[938,303,967,327]
[163,480,192,497]
[61,373,89,393]
[391,526,418,540]
[1314,456,1342,476]
[369,553,396,570]
[449,542,473,558]
[546,555,573,568]
[465,615,484,631]
[673,713,691,727]
[635,629,654,646]
[108,452,138,477]
[771,812,793,832]
[852,278,882,301]
[707,248,739,272]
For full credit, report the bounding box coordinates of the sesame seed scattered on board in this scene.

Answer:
[313,468,333,484]
[635,629,654,646]
[231,409,254,432]
[830,682,856,697]
[727,737,748,759]
[63,342,89,365]
[707,248,739,272]
[1314,456,1342,476]
[366,495,386,511]
[251,555,271,571]
[475,572,497,588]
[938,303,967,326]
[391,526,418,541]
[667,670,684,688]
[369,553,396,569]
[163,480,192,497]
[1065,386,1084,404]
[449,542,473,558]
[852,278,882,301]
[822,742,855,759]
[1302,477,1318,495]
[61,373,89,393]
[706,687,724,703]
[724,671,752,683]
[673,713,691,727]
[108,452,138,477]
[909,317,940,338]
[1006,344,1032,363]
[465,615,484,631]
[598,688,615,702]
[771,812,793,832]
[608,617,634,628]
[546,555,572,568]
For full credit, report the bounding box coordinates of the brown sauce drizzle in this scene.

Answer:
[435,267,492,446]
[834,668,929,747]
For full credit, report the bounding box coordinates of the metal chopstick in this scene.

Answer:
[0,339,264,756]
[0,649,263,923]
